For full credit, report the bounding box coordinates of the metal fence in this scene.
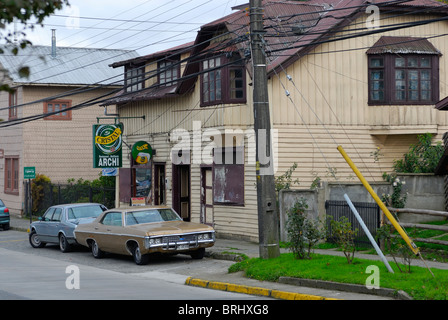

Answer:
[325,200,381,247]
[24,181,115,217]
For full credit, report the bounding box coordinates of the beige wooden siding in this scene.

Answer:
[270,13,448,128]
[269,13,448,188]
[22,86,117,184]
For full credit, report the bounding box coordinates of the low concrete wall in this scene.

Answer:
[278,174,446,241]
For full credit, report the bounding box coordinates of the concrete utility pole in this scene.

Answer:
[249,0,280,259]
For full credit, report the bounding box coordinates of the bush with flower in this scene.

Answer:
[382,173,407,208]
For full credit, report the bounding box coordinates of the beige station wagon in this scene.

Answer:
[74,206,215,265]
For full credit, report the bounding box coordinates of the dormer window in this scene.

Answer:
[125,64,145,92]
[200,54,246,107]
[159,56,180,86]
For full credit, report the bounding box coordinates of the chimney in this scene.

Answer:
[51,29,56,58]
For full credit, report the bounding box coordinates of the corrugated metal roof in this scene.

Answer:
[0,45,139,86]
[366,36,441,55]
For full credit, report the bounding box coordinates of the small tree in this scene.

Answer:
[286,198,324,259]
[328,216,358,264]
[376,224,413,273]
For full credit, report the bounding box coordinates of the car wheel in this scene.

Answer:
[91,240,105,259]
[2,223,9,230]
[190,247,205,260]
[29,230,46,248]
[133,245,149,265]
[59,234,71,253]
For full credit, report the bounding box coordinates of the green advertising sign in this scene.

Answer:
[131,141,152,165]
[93,123,123,168]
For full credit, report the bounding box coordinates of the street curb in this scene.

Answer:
[184,277,340,300]
[278,277,413,300]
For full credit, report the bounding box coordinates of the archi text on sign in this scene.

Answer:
[93,123,123,168]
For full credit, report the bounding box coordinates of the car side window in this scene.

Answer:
[102,212,122,227]
[67,208,75,220]
[52,208,62,222]
[42,208,55,221]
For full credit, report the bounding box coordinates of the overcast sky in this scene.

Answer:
[14,0,249,57]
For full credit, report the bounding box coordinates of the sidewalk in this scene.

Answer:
[9,216,445,300]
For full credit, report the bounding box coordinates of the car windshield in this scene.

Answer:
[0,200,4,207]
[125,209,181,226]
[67,205,107,219]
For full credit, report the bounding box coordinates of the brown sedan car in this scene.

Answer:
[74,206,215,265]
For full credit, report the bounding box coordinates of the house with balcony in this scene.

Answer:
[104,0,448,241]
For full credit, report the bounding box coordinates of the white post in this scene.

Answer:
[343,194,394,273]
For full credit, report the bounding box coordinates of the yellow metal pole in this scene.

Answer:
[337,145,419,255]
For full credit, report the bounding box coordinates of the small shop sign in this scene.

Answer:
[93,123,123,168]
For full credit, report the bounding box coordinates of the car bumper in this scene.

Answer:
[0,216,10,224]
[144,232,215,253]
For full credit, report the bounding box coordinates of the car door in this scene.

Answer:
[36,208,55,243]
[95,212,126,254]
[47,208,62,243]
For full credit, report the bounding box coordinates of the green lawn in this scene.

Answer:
[229,252,448,300]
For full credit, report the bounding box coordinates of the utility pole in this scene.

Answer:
[250,0,280,259]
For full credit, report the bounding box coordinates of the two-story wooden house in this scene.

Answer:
[105,0,448,241]
[0,37,138,216]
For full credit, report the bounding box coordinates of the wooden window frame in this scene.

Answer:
[200,55,246,107]
[368,54,439,105]
[125,64,145,92]
[44,100,72,120]
[4,156,19,195]
[8,90,18,120]
[213,146,244,206]
[158,56,180,86]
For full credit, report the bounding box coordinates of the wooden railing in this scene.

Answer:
[387,208,448,247]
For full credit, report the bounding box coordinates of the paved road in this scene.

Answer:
[0,230,269,301]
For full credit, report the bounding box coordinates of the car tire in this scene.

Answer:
[190,247,205,260]
[91,240,105,259]
[59,234,71,253]
[2,223,9,230]
[29,230,46,248]
[133,245,149,265]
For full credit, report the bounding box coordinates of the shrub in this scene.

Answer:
[328,216,358,264]
[285,198,324,259]
[382,173,407,208]
[31,174,52,215]
[393,133,443,174]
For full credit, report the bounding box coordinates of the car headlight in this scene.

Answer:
[198,233,210,241]
[145,237,162,248]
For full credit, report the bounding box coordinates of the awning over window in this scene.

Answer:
[366,36,441,55]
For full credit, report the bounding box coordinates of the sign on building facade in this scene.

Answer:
[93,123,123,168]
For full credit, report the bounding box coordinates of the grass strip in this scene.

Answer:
[229,252,448,300]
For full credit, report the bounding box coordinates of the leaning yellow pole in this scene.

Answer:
[337,145,419,255]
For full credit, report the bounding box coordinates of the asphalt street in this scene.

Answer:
[5,216,447,301]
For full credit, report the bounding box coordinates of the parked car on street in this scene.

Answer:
[0,199,10,230]
[74,206,215,265]
[29,203,108,252]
